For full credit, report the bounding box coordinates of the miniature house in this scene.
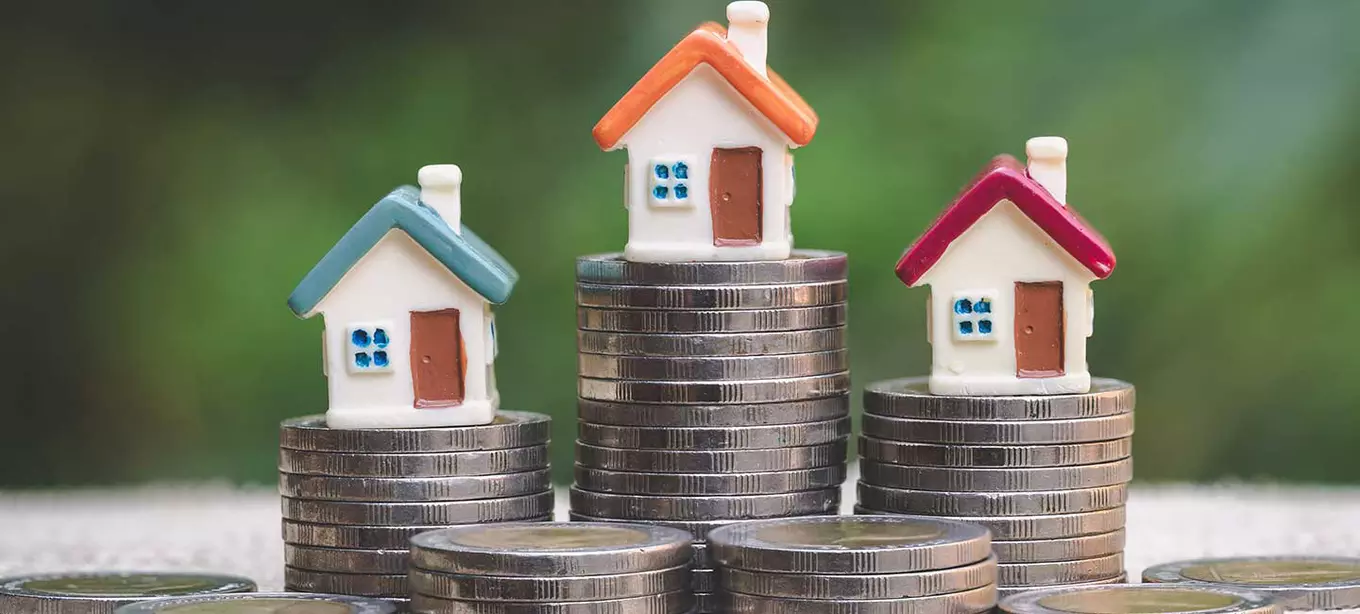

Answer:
[287,165,518,428]
[895,138,1116,396]
[592,1,818,263]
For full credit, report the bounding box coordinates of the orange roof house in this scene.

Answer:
[592,1,820,263]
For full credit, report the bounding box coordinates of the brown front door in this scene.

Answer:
[1014,282,1065,378]
[410,309,466,407]
[709,147,763,246]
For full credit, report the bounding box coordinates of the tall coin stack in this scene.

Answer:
[708,515,998,614]
[855,378,1135,597]
[279,411,556,606]
[408,522,695,614]
[570,251,853,613]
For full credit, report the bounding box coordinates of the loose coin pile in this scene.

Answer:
[407,522,694,614]
[571,252,852,612]
[0,571,256,613]
[279,411,555,605]
[998,583,1282,614]
[856,378,1135,594]
[1143,556,1360,611]
[116,592,397,613]
[708,515,997,614]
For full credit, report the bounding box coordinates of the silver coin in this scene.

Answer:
[279,469,551,502]
[114,592,397,613]
[692,568,716,593]
[858,459,1133,492]
[722,585,997,614]
[580,373,851,404]
[707,515,992,574]
[720,556,997,599]
[409,522,693,576]
[861,412,1135,445]
[0,572,256,614]
[279,446,549,478]
[576,281,846,310]
[283,568,404,597]
[578,397,850,427]
[578,305,847,333]
[280,412,551,453]
[859,437,1132,468]
[998,582,1281,614]
[579,350,849,381]
[856,483,1128,517]
[575,251,848,286]
[693,591,719,614]
[692,543,713,568]
[998,553,1125,586]
[855,506,1126,540]
[578,328,846,357]
[282,518,551,549]
[1142,556,1360,610]
[576,441,847,473]
[865,378,1135,420]
[991,530,1126,563]
[859,481,1126,517]
[409,565,689,602]
[281,491,554,525]
[579,418,850,450]
[565,513,754,542]
[409,591,693,614]
[570,487,840,520]
[575,465,847,496]
[284,545,409,574]
[994,574,1127,599]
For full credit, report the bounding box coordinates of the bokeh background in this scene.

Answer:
[4,0,1358,488]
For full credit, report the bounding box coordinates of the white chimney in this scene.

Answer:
[727,1,770,78]
[418,164,463,234]
[1025,136,1068,205]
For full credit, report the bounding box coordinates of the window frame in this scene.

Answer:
[647,156,695,207]
[346,321,395,374]
[951,291,998,342]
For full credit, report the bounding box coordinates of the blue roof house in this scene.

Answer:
[288,165,518,429]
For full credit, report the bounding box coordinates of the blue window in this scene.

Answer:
[952,292,997,341]
[347,323,394,373]
[648,157,693,206]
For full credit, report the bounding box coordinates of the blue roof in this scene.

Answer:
[288,185,518,317]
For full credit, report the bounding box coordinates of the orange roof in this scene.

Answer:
[592,22,819,151]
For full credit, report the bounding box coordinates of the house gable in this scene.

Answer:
[288,186,518,318]
[895,156,1115,287]
[592,22,817,151]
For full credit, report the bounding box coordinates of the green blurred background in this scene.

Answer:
[4,0,1358,488]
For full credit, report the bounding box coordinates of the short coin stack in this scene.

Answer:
[0,571,256,613]
[856,378,1135,596]
[571,252,853,612]
[1143,556,1360,612]
[279,411,555,605]
[999,584,1282,614]
[407,522,694,614]
[708,515,998,614]
[116,593,397,613]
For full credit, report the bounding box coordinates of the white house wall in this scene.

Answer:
[314,230,494,427]
[619,65,793,262]
[918,201,1096,395]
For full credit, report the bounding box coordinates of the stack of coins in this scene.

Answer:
[117,593,397,613]
[708,515,998,613]
[999,584,1282,614]
[407,522,694,613]
[0,571,256,613]
[571,252,853,613]
[279,411,555,606]
[1143,556,1360,612]
[856,378,1135,596]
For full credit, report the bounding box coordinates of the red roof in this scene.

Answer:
[895,155,1116,286]
[592,22,818,151]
